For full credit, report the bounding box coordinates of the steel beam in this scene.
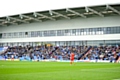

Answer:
[8,16,29,23]
[87,7,104,17]
[21,14,42,22]
[107,5,120,15]
[67,8,86,18]
[51,10,70,19]
[35,12,55,21]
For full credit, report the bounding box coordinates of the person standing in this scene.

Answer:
[70,51,75,65]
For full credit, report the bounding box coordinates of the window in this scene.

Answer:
[0,33,2,38]
[72,29,76,33]
[37,31,42,37]
[3,33,6,38]
[13,32,19,38]
[50,30,56,36]
[80,29,84,35]
[25,32,28,35]
[65,30,69,33]
[116,27,120,33]
[4,33,6,36]
[83,29,87,35]
[1,26,120,38]
[113,27,118,34]
[19,32,23,37]
[107,27,111,31]
[57,30,62,36]
[31,31,35,37]
[43,31,47,36]
[71,29,76,36]
[19,32,22,36]
[96,28,103,35]
[97,28,102,31]
[64,30,70,36]
[106,27,111,34]
[76,29,80,35]
[89,28,93,35]
[8,33,11,37]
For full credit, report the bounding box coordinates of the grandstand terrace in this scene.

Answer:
[0,3,120,62]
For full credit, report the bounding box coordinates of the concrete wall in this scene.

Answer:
[0,34,120,43]
[0,16,120,42]
[0,16,120,33]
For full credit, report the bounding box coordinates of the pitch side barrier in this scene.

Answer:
[0,58,113,63]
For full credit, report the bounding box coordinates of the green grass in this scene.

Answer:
[0,61,120,80]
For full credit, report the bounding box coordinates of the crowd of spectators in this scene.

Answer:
[0,45,120,61]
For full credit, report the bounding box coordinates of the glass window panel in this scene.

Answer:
[81,29,84,32]
[18,42,23,46]
[66,41,71,46]
[56,41,60,46]
[87,41,93,46]
[71,41,75,46]
[19,32,22,36]
[64,30,71,36]
[71,29,76,36]
[0,33,2,38]
[31,31,35,37]
[83,29,87,35]
[14,32,17,37]
[107,27,111,31]
[49,30,56,36]
[64,41,67,46]
[110,27,114,34]
[103,27,107,34]
[98,28,102,31]
[37,31,42,37]
[19,32,23,37]
[13,43,18,47]
[23,42,29,46]
[3,33,6,38]
[65,30,69,33]
[33,42,36,47]
[43,31,47,36]
[7,43,13,47]
[29,42,33,46]
[50,42,55,46]
[113,27,117,34]
[8,33,11,38]
[85,28,89,35]
[76,29,80,35]
[72,29,76,33]
[105,40,117,46]
[3,43,8,47]
[61,30,65,36]
[75,41,80,46]
[89,28,93,35]
[105,40,112,46]
[116,27,120,33]
[59,41,65,46]
[0,43,3,47]
[116,40,120,46]
[92,40,103,46]
[57,30,62,36]
[80,29,84,35]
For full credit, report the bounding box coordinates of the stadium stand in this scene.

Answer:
[0,4,120,63]
[78,46,92,60]
[0,45,120,62]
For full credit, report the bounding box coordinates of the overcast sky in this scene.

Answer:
[0,0,120,17]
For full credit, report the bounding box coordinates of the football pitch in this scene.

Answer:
[0,61,120,80]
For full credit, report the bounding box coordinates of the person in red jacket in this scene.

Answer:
[70,51,75,65]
